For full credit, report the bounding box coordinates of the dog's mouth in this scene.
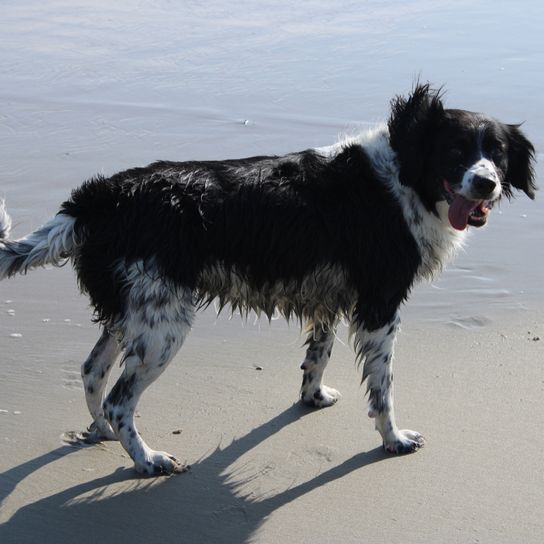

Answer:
[443,180,493,231]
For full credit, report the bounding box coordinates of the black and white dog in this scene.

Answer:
[0,84,536,475]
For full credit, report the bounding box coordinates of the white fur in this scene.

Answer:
[104,259,195,474]
[0,212,77,280]
[0,199,13,239]
[460,158,502,201]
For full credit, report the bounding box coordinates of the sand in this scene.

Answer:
[1,1,543,543]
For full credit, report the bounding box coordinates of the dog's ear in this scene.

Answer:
[505,124,537,199]
[388,83,445,188]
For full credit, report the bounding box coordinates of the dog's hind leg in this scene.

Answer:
[352,311,424,454]
[300,323,340,407]
[102,263,195,475]
[80,328,121,442]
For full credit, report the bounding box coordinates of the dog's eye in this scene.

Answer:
[491,148,503,160]
[485,136,505,151]
[490,141,506,161]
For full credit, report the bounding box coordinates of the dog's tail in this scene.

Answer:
[0,199,77,280]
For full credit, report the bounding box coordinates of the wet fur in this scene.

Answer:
[0,84,536,474]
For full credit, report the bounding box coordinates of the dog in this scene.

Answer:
[0,84,536,475]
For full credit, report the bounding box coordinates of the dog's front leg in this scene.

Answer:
[352,312,424,454]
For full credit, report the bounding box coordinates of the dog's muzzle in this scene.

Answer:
[443,180,494,231]
[443,159,501,231]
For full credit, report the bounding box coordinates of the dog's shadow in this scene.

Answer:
[0,404,388,543]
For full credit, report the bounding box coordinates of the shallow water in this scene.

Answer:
[0,0,542,326]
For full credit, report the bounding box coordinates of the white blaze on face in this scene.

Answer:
[460,158,502,200]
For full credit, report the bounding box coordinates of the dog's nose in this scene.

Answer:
[472,175,497,197]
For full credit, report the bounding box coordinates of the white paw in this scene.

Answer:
[134,450,189,476]
[302,385,341,408]
[383,429,425,454]
[63,419,117,445]
[87,418,117,441]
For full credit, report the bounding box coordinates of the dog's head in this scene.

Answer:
[388,83,537,230]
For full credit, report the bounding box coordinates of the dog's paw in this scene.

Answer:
[301,385,341,408]
[383,429,425,454]
[135,451,189,476]
[84,419,117,442]
[62,419,117,445]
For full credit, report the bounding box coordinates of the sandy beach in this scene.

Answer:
[1,1,543,543]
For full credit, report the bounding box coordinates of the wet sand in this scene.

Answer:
[1,1,543,543]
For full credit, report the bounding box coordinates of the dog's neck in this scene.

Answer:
[362,125,467,280]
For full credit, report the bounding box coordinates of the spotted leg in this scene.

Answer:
[102,262,195,475]
[352,312,424,454]
[80,328,121,442]
[300,323,340,408]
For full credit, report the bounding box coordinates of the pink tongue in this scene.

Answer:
[448,195,480,231]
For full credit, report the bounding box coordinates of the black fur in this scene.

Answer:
[388,83,446,212]
[61,144,422,330]
[505,124,537,199]
[107,373,136,405]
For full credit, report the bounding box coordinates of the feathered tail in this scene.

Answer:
[0,200,77,279]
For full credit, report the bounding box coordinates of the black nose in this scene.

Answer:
[472,175,497,196]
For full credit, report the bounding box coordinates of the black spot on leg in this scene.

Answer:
[83,358,94,375]
[159,335,176,365]
[100,370,105,379]
[108,373,136,405]
[313,389,324,401]
[135,340,146,362]
[87,385,94,394]
[85,331,111,374]
[118,422,125,430]
[369,388,385,414]
[307,351,318,363]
